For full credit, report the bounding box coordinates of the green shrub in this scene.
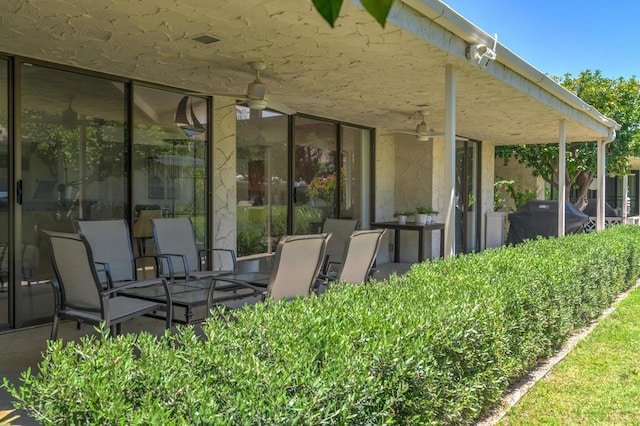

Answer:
[5,226,640,425]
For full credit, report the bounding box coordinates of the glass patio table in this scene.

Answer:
[121,273,270,324]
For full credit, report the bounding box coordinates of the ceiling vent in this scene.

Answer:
[192,34,220,45]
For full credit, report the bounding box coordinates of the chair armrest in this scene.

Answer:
[207,276,266,309]
[49,280,63,311]
[198,248,237,272]
[134,254,176,280]
[93,261,109,283]
[155,253,190,283]
[104,277,168,294]
[326,260,341,275]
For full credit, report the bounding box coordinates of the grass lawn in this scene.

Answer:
[501,286,640,425]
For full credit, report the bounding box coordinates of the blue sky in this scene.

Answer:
[442,1,639,79]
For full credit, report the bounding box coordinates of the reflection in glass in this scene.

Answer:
[340,126,371,227]
[20,64,127,324]
[132,87,208,253]
[293,117,337,234]
[456,140,479,253]
[236,107,288,256]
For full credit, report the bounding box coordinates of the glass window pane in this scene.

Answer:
[132,88,208,253]
[236,107,288,256]
[20,64,127,324]
[293,117,336,233]
[340,126,371,226]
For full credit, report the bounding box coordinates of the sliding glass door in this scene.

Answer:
[18,63,128,325]
[456,140,479,253]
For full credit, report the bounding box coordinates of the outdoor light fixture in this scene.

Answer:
[466,33,498,67]
[174,96,205,135]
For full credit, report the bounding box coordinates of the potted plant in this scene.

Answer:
[394,211,413,225]
[416,206,438,224]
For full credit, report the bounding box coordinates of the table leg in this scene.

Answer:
[394,229,400,262]
[185,306,192,324]
[418,229,424,262]
[439,228,445,258]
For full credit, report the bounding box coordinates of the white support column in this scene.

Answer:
[596,140,606,230]
[558,119,566,236]
[444,64,456,258]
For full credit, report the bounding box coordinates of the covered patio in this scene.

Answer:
[0,1,617,223]
[0,1,617,329]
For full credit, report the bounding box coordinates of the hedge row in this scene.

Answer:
[5,225,640,425]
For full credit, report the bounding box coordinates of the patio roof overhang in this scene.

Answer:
[0,0,618,144]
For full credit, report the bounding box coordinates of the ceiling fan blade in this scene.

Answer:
[266,99,296,115]
[213,93,249,100]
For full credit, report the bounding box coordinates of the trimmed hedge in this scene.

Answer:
[5,226,640,425]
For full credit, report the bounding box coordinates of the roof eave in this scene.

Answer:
[395,0,621,135]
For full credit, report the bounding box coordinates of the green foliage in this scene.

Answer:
[494,178,538,211]
[5,226,640,424]
[312,0,394,28]
[504,286,640,424]
[496,70,640,200]
[416,206,438,215]
[237,205,324,256]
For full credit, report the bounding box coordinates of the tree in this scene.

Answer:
[311,0,393,27]
[496,70,640,201]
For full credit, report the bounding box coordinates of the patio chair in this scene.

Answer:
[150,217,236,283]
[208,233,330,306]
[43,230,172,340]
[321,218,359,271]
[321,229,386,286]
[76,219,144,285]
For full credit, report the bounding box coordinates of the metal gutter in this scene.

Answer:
[398,0,621,133]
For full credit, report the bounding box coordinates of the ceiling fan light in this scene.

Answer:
[247,98,268,110]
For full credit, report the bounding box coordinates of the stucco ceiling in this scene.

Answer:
[0,0,612,145]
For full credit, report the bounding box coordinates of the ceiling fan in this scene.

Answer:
[395,110,443,141]
[393,110,468,141]
[217,61,295,115]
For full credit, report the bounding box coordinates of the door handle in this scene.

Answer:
[16,179,23,205]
